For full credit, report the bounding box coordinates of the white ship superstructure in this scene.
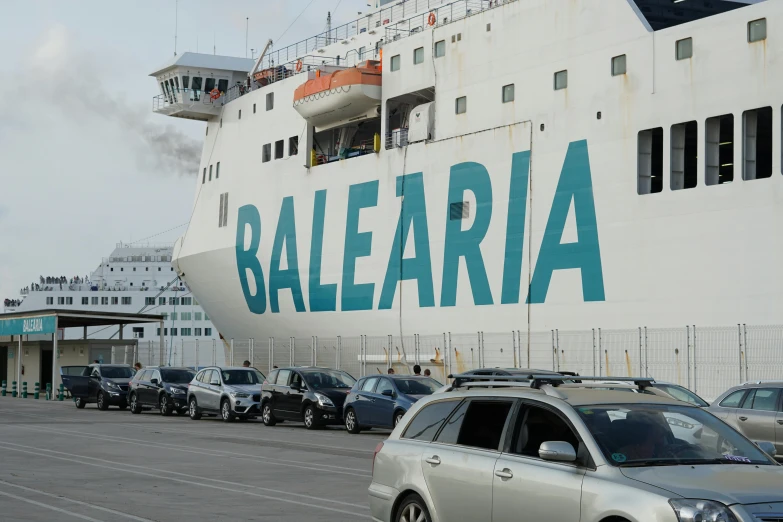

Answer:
[4,244,221,345]
[152,0,781,347]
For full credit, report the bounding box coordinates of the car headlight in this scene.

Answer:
[315,392,334,407]
[169,388,185,394]
[229,392,250,398]
[667,417,695,430]
[670,499,737,522]
[106,381,119,389]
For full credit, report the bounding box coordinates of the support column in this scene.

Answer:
[16,335,22,398]
[83,326,87,340]
[52,316,58,399]
[119,324,123,340]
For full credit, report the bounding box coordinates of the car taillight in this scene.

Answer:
[372,441,384,475]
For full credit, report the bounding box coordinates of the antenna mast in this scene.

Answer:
[326,11,332,45]
[245,17,249,58]
[174,0,178,56]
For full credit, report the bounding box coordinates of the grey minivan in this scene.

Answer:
[187,366,265,422]
[708,382,783,458]
[369,386,783,522]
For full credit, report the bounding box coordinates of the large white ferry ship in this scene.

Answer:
[4,243,221,345]
[154,0,782,346]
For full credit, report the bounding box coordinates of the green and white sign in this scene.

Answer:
[0,316,56,336]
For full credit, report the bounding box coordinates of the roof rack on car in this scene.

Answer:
[449,373,655,391]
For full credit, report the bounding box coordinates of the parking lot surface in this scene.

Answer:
[0,396,384,521]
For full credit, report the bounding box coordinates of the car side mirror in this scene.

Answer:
[755,441,776,458]
[209,379,220,386]
[381,389,394,397]
[150,378,159,385]
[290,382,301,391]
[539,441,577,462]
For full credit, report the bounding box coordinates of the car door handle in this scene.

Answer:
[425,456,441,466]
[739,416,748,421]
[494,468,514,480]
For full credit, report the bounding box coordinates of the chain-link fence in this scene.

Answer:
[134,324,783,401]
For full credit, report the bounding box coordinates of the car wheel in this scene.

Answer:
[345,408,361,434]
[188,397,202,420]
[74,397,86,409]
[394,411,405,428]
[396,494,431,522]
[160,394,174,416]
[221,399,235,422]
[303,405,319,430]
[262,404,277,426]
[97,391,108,411]
[129,393,142,414]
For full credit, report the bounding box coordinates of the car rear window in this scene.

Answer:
[102,367,135,379]
[719,390,747,408]
[434,400,514,451]
[161,369,195,384]
[402,400,462,442]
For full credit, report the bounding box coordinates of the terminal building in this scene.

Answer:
[0,310,164,394]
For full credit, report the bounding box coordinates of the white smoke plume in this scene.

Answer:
[13,25,201,177]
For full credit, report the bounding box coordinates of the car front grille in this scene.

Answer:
[252,394,260,402]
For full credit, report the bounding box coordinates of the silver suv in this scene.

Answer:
[708,381,783,458]
[369,376,783,522]
[187,366,265,422]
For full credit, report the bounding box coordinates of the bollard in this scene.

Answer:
[1,380,6,397]
[12,381,17,398]
[34,382,40,400]
[58,383,64,401]
[45,383,52,401]
[22,382,28,399]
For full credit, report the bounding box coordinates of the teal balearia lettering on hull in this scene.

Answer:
[235,141,605,314]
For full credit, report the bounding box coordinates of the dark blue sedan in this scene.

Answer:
[343,375,441,433]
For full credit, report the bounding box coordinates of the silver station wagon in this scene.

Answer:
[369,376,783,522]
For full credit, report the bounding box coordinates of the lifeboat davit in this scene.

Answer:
[293,61,382,131]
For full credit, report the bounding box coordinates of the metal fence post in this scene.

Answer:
[111,346,116,364]
[230,339,234,366]
[551,330,556,371]
[289,337,294,366]
[387,334,393,370]
[337,335,342,370]
[598,328,603,377]
[638,327,643,376]
[312,336,317,366]
[511,331,517,368]
[250,338,255,367]
[737,323,743,384]
[195,339,199,368]
[644,327,648,377]
[686,325,691,389]
[693,325,698,394]
[148,340,152,367]
[268,337,274,373]
[743,324,748,382]
[592,328,597,376]
[448,332,452,377]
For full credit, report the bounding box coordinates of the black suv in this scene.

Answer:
[61,364,135,410]
[260,367,356,430]
[128,366,195,416]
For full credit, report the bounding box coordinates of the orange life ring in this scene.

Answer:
[209,88,220,100]
[427,12,436,26]
[295,59,303,73]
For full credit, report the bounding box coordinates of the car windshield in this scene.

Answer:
[161,369,195,384]
[394,378,441,395]
[302,370,356,390]
[222,369,265,385]
[577,403,773,467]
[101,367,135,379]
[655,384,709,407]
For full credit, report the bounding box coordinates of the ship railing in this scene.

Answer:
[259,0,451,72]
[384,0,509,41]
[386,128,409,149]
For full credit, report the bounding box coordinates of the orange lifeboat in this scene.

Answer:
[293,61,382,131]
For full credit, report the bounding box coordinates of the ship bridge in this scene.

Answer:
[150,53,255,121]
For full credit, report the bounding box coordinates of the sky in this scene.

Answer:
[0,0,367,301]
